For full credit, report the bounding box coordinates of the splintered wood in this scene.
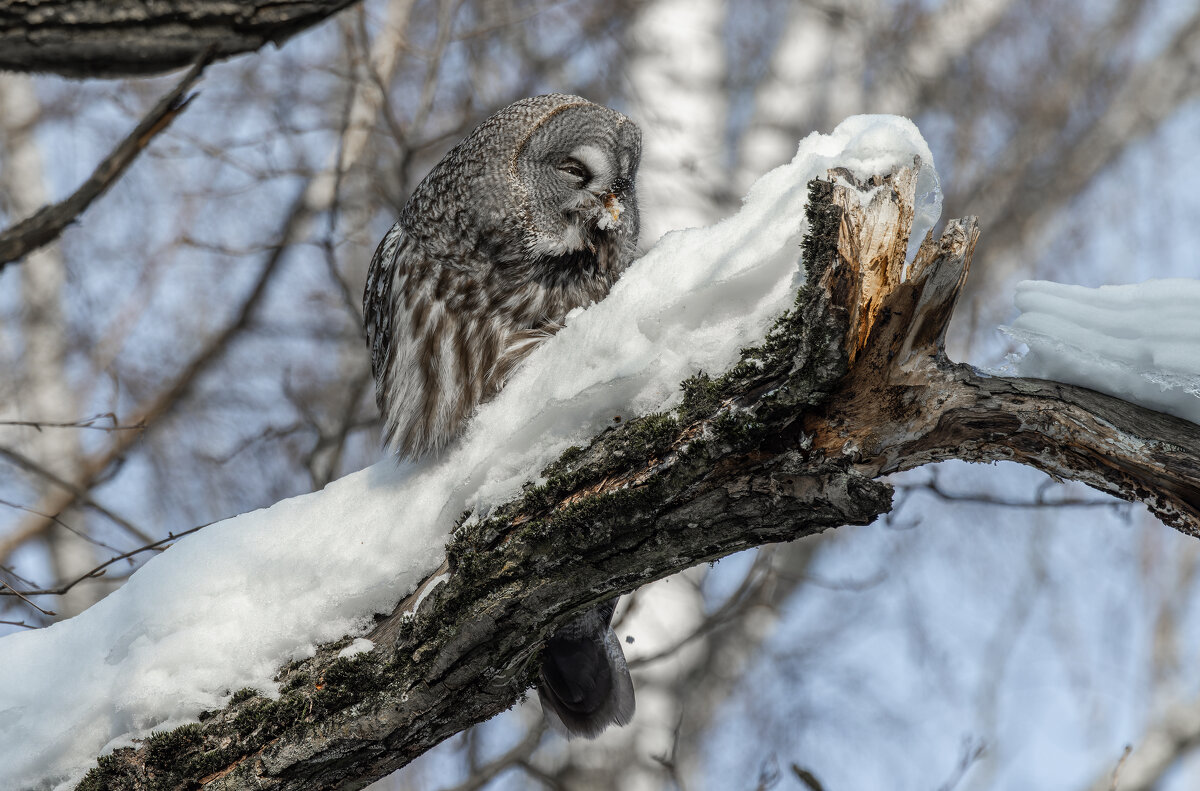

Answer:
[807,165,1200,533]
[820,166,917,365]
[818,163,978,371]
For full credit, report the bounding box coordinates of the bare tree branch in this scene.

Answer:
[436,721,547,791]
[0,577,54,616]
[0,445,153,544]
[0,413,145,432]
[1084,704,1200,791]
[0,0,418,574]
[0,54,209,268]
[0,196,300,567]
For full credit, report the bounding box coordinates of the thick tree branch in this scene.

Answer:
[74,165,1200,790]
[0,1,359,77]
[0,54,208,269]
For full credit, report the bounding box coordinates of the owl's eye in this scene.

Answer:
[557,158,591,185]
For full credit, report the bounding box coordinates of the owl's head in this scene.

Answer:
[506,95,642,265]
[401,95,641,281]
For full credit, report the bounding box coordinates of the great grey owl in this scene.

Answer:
[363,94,642,737]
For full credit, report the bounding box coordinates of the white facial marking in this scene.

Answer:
[571,145,614,189]
[529,226,586,256]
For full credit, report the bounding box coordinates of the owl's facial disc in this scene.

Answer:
[556,144,630,237]
[516,103,639,259]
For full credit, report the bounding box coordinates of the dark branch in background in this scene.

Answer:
[74,166,1200,790]
[791,764,826,791]
[0,413,145,432]
[0,524,205,603]
[0,446,153,544]
[0,0,360,77]
[0,185,308,568]
[0,54,209,269]
[437,722,548,791]
[895,472,1130,512]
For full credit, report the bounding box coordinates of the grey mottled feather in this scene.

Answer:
[365,94,640,459]
[363,94,641,738]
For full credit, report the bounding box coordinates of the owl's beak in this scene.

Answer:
[603,193,623,224]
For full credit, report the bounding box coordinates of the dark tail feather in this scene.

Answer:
[537,597,635,738]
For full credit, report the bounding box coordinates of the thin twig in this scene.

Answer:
[0,523,206,602]
[0,496,126,555]
[0,579,55,616]
[0,50,213,267]
[0,413,145,432]
[1109,744,1132,791]
[897,473,1125,511]
[936,738,986,791]
[0,446,154,544]
[515,760,569,791]
[791,765,826,791]
[629,551,773,668]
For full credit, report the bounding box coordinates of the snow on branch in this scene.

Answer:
[1006,279,1200,426]
[4,116,1199,790]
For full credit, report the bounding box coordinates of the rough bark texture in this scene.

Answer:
[73,167,1200,790]
[0,1,358,77]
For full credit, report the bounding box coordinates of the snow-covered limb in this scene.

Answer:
[62,160,1200,790]
[5,116,937,790]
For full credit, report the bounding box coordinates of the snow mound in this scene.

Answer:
[1004,279,1200,425]
[0,114,938,790]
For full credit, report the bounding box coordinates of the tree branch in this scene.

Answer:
[73,166,1200,790]
[0,53,208,269]
[0,1,359,77]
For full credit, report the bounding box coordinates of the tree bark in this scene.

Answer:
[0,0,359,77]
[75,166,1200,790]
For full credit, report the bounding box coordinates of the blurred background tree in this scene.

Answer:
[2,1,1200,789]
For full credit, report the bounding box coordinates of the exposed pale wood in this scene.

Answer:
[804,168,1200,533]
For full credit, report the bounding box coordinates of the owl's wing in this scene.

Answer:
[364,221,467,458]
[364,223,563,458]
[363,222,406,402]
